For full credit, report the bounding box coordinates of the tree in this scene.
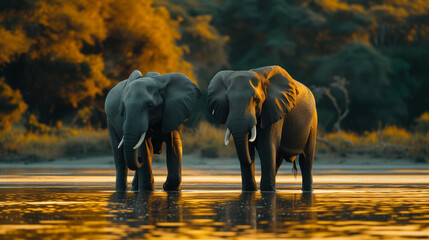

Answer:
[101,0,194,81]
[0,0,195,125]
[312,41,407,131]
[155,0,229,90]
[213,0,428,130]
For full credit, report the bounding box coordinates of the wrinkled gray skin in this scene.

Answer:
[105,70,200,192]
[207,66,317,192]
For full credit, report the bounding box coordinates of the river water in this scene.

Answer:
[0,167,428,239]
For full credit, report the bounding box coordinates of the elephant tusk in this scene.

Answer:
[212,109,215,115]
[118,137,124,149]
[249,125,256,142]
[133,132,146,149]
[224,128,231,146]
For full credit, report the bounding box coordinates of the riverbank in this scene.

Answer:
[1,153,428,171]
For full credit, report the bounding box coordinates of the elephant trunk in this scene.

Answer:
[121,112,148,170]
[232,131,257,191]
[232,132,252,166]
[123,133,142,170]
[227,114,256,166]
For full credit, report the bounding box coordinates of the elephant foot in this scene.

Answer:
[302,178,313,192]
[138,185,155,192]
[132,181,155,192]
[302,185,313,192]
[130,185,138,191]
[163,181,182,191]
[131,185,154,192]
[242,183,257,192]
[260,178,276,192]
[260,185,276,192]
[115,183,127,192]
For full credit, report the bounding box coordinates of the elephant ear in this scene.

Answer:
[119,70,144,116]
[128,70,143,82]
[207,71,233,124]
[160,73,201,133]
[252,66,298,129]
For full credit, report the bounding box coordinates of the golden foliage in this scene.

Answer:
[59,55,110,107]
[315,0,364,12]
[28,0,107,62]
[382,125,410,139]
[415,112,429,133]
[103,0,195,80]
[27,114,51,133]
[0,0,196,125]
[0,127,110,159]
[0,79,28,132]
[318,124,428,158]
[182,121,236,157]
[0,27,32,64]
[419,112,429,121]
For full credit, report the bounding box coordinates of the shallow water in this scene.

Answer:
[0,169,429,239]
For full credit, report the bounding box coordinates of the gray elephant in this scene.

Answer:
[207,65,317,192]
[105,70,200,192]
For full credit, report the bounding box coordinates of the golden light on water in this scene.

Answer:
[1,174,429,185]
[1,170,429,239]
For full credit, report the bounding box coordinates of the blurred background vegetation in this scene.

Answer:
[0,0,428,161]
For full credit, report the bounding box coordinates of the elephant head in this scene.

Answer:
[119,70,200,170]
[207,65,297,166]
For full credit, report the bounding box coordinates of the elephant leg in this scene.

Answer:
[259,149,276,191]
[299,127,316,192]
[135,139,155,191]
[257,121,282,192]
[240,143,257,191]
[163,130,182,191]
[108,124,127,192]
[275,156,284,174]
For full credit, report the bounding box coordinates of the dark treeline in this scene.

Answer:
[0,0,428,132]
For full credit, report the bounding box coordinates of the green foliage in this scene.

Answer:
[312,42,408,130]
[214,0,428,131]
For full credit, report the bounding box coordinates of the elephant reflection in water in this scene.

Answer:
[214,192,316,231]
[108,192,182,226]
[106,192,316,235]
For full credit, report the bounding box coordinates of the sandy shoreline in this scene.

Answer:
[0,153,427,170]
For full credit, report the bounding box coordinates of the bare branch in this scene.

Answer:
[316,137,337,152]
[312,76,354,146]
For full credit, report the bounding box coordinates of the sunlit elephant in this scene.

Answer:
[207,65,317,192]
[105,70,200,192]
